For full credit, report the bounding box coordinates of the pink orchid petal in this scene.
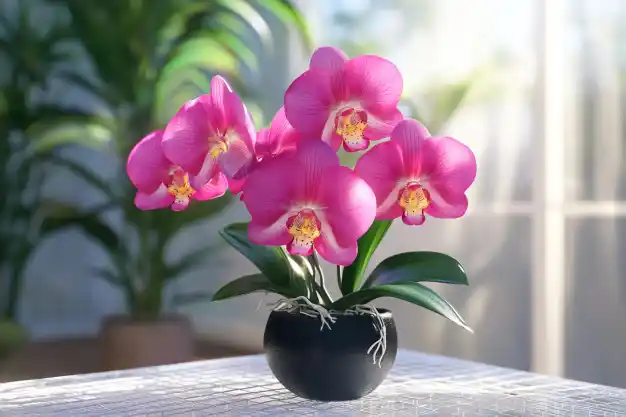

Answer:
[134,186,174,210]
[248,215,293,246]
[364,105,403,141]
[379,203,404,220]
[401,211,426,225]
[189,151,219,189]
[218,132,257,180]
[162,96,214,175]
[126,130,170,193]
[315,238,358,266]
[424,136,477,194]
[343,55,403,109]
[291,140,340,196]
[255,106,301,159]
[354,140,405,219]
[212,75,256,144]
[255,128,272,157]
[317,166,376,247]
[227,176,246,196]
[193,173,228,201]
[267,106,301,156]
[243,155,300,225]
[426,189,469,218]
[284,69,335,137]
[210,76,244,127]
[309,46,348,73]
[391,118,432,177]
[171,197,191,212]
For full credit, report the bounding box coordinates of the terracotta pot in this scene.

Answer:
[100,315,194,371]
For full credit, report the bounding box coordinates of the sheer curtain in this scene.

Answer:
[288,0,626,388]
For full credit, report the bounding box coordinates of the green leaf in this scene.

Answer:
[285,254,314,296]
[219,222,292,287]
[330,282,471,332]
[361,252,469,289]
[212,273,295,301]
[341,220,392,295]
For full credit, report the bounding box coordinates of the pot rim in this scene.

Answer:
[270,307,393,319]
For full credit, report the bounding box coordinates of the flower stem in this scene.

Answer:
[310,252,333,305]
[336,265,342,293]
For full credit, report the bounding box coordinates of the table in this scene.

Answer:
[1,350,625,416]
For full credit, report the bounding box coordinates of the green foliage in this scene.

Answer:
[330,282,471,331]
[216,221,471,331]
[360,251,469,289]
[340,220,392,295]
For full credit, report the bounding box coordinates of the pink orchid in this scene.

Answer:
[284,46,403,153]
[355,119,477,226]
[229,106,302,199]
[161,75,256,187]
[126,130,227,211]
[242,140,376,266]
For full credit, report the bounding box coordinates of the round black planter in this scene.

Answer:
[264,308,398,401]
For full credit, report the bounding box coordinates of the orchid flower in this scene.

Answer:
[126,130,227,211]
[229,106,302,198]
[161,75,256,188]
[355,119,477,225]
[284,46,403,153]
[242,140,376,265]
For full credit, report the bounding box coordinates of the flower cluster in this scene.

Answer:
[126,46,477,266]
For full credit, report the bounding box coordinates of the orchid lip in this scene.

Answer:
[286,209,321,256]
[331,104,369,152]
[398,181,430,225]
[167,166,195,205]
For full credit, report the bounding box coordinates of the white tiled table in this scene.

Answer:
[1,350,625,416]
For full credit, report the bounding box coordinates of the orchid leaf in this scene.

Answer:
[212,273,297,301]
[340,220,392,295]
[330,282,471,332]
[285,254,313,296]
[361,252,468,289]
[219,223,292,287]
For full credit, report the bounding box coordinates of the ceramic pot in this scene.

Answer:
[264,308,398,401]
[100,315,194,371]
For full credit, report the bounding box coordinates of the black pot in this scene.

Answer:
[264,308,398,401]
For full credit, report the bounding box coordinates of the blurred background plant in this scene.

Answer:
[0,0,99,359]
[34,0,313,322]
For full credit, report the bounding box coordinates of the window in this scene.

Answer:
[294,0,626,387]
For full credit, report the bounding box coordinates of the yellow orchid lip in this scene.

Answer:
[398,182,430,218]
[335,108,369,151]
[287,210,322,256]
[167,167,195,202]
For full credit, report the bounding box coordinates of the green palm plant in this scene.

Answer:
[42,0,312,320]
[0,0,100,357]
